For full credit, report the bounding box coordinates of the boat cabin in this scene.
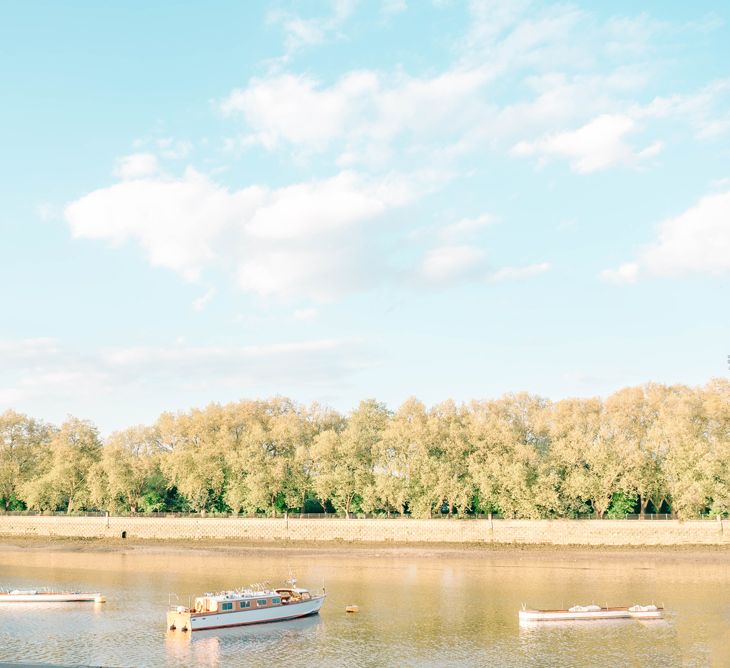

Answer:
[191,588,311,614]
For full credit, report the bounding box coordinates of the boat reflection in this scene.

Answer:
[519,617,670,632]
[165,613,323,664]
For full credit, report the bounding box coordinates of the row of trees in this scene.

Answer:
[1,380,728,519]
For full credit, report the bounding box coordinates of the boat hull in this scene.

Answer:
[168,595,325,632]
[519,607,663,623]
[0,592,105,603]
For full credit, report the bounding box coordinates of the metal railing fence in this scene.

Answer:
[0,510,723,520]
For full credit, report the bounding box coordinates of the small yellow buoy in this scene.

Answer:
[345,605,359,613]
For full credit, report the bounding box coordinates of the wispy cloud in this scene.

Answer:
[490,262,551,282]
[0,336,374,429]
[220,2,727,179]
[512,115,661,173]
[192,288,217,312]
[439,214,497,242]
[381,0,407,17]
[600,262,640,284]
[114,153,160,180]
[267,0,356,62]
[420,244,486,284]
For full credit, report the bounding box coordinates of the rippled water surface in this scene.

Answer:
[0,546,729,667]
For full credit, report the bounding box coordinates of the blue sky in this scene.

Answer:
[1,0,729,433]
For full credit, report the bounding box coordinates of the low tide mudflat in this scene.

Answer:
[0,540,728,667]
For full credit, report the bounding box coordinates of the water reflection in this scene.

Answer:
[165,614,323,665]
[0,547,727,667]
[518,618,637,631]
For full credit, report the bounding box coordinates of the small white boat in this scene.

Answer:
[519,604,663,623]
[0,589,106,603]
[167,584,325,633]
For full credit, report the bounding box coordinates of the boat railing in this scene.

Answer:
[167,593,193,611]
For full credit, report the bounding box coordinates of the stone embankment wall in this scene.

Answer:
[0,515,728,546]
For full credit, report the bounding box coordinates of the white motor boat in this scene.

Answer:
[167,584,325,633]
[0,589,106,603]
[519,604,663,623]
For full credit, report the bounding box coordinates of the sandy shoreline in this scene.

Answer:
[1,536,729,564]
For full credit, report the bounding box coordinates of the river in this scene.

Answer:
[0,545,728,667]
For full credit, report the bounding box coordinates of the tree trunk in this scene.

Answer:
[639,497,649,518]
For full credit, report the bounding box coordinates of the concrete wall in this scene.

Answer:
[0,515,728,546]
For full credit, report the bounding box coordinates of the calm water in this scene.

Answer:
[0,547,728,667]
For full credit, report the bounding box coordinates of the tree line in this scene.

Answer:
[0,380,728,519]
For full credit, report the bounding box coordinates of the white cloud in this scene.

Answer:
[192,288,217,312]
[267,0,356,60]
[244,170,413,241]
[418,241,549,288]
[66,168,263,282]
[221,72,376,152]
[600,262,639,284]
[114,153,160,180]
[421,245,486,283]
[635,78,730,139]
[460,1,582,72]
[220,3,729,177]
[63,4,730,309]
[237,247,370,301]
[439,214,496,241]
[512,114,660,173]
[490,262,551,282]
[0,337,60,360]
[220,67,489,161]
[65,167,418,300]
[603,191,730,281]
[102,338,354,370]
[0,338,113,416]
[0,336,372,431]
[710,177,730,191]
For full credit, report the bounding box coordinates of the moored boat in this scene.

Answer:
[0,589,105,603]
[167,584,325,632]
[519,604,663,623]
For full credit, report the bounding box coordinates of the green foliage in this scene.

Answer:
[0,495,26,511]
[606,492,638,518]
[2,379,729,519]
